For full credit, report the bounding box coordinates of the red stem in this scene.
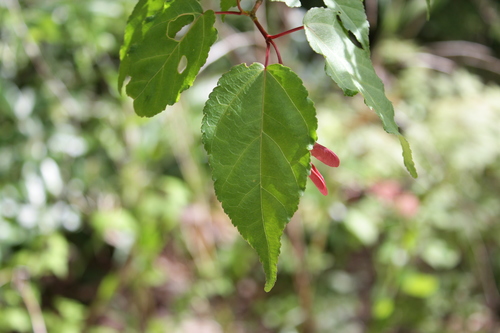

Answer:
[270,26,304,39]
[216,1,294,66]
[214,11,244,15]
[265,42,271,67]
[252,18,270,39]
[269,39,283,64]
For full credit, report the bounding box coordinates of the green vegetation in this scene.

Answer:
[1,0,500,332]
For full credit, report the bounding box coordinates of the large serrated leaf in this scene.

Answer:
[304,7,417,178]
[324,0,370,51]
[119,0,217,117]
[270,0,302,7]
[202,63,317,291]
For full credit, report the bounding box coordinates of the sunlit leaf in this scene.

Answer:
[119,0,217,117]
[270,0,302,7]
[202,63,317,291]
[304,7,417,177]
[401,272,439,298]
[324,0,370,51]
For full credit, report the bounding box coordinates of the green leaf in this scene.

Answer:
[401,272,439,298]
[220,0,238,11]
[426,0,431,20]
[270,0,302,7]
[304,7,417,177]
[324,0,370,51]
[399,135,418,178]
[119,0,217,117]
[220,0,238,22]
[118,0,164,93]
[202,63,317,291]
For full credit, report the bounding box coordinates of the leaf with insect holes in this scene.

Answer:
[304,7,417,178]
[119,0,217,117]
[270,0,302,7]
[202,63,317,291]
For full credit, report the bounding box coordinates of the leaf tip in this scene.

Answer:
[398,135,418,178]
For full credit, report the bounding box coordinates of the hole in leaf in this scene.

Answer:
[177,55,188,74]
[167,14,195,41]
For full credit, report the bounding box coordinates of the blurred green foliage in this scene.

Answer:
[1,0,500,332]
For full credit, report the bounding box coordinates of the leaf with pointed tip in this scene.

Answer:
[202,63,317,291]
[270,0,302,7]
[119,0,217,117]
[304,7,417,178]
[324,0,370,51]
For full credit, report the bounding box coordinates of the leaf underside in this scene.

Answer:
[202,63,317,291]
[324,0,370,51]
[119,0,217,117]
[270,0,302,7]
[304,7,417,178]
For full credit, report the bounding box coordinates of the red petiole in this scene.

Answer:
[214,11,244,15]
[269,26,304,39]
[213,1,304,66]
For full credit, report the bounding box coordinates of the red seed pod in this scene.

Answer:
[309,164,328,196]
[311,143,340,167]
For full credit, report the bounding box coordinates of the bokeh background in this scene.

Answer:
[1,0,500,332]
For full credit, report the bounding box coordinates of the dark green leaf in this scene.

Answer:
[118,0,164,93]
[202,63,317,291]
[119,0,217,117]
[304,7,417,177]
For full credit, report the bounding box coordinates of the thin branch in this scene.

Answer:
[270,26,304,39]
[214,11,245,15]
[252,17,270,39]
[13,268,47,333]
[252,0,264,14]
[269,39,283,64]
[265,42,271,67]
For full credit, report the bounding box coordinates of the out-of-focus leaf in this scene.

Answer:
[220,0,238,11]
[373,297,395,319]
[304,7,417,178]
[401,272,439,298]
[119,0,217,117]
[202,63,317,291]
